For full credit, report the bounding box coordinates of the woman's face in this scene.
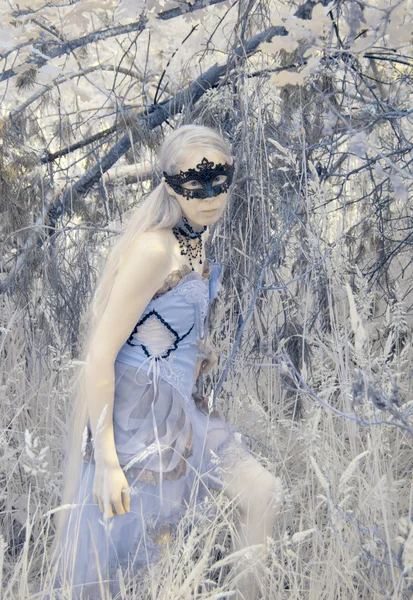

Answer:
[164,149,233,230]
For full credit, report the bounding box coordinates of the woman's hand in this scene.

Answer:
[93,462,131,518]
[195,337,218,380]
[201,344,218,375]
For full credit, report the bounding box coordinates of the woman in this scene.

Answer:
[49,124,283,599]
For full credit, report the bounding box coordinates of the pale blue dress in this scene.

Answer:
[51,258,250,598]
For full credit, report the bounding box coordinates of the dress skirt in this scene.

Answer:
[51,359,250,599]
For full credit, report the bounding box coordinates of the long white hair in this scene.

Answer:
[49,124,233,560]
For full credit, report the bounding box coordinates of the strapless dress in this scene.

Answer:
[51,257,250,599]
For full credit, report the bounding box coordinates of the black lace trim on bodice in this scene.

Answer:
[125,259,211,360]
[126,309,194,359]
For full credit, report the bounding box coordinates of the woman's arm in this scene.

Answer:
[194,334,218,382]
[84,359,118,466]
[86,231,173,467]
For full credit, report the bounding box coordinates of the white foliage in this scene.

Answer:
[22,429,49,476]
[400,518,413,578]
[345,281,367,360]
[291,528,316,544]
[309,455,329,491]
[339,451,370,491]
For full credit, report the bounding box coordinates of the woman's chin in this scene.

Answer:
[198,210,221,224]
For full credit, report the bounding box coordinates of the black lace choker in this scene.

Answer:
[172,216,207,272]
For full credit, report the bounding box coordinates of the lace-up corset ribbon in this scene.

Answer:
[115,258,223,405]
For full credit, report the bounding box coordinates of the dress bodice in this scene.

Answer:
[115,257,223,404]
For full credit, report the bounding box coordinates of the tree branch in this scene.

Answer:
[0,0,321,296]
[11,64,145,120]
[0,0,231,84]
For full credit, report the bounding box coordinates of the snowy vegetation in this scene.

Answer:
[0,0,412,597]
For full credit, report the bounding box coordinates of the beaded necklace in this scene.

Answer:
[172,216,207,272]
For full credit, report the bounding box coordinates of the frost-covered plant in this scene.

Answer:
[21,430,49,477]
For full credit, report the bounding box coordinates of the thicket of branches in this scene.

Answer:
[1,0,413,597]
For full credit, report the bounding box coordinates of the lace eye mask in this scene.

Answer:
[163,157,235,200]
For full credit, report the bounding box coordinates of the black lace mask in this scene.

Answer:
[163,157,235,200]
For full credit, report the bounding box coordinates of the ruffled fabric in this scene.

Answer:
[152,258,211,301]
[151,258,222,306]
[52,362,250,600]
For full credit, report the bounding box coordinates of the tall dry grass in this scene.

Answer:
[1,78,413,598]
[1,183,412,600]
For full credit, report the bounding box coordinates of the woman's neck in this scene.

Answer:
[179,214,205,233]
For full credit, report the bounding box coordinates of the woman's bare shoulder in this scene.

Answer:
[132,228,172,253]
[118,229,173,275]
